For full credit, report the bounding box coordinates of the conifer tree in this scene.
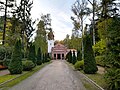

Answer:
[8,39,23,74]
[36,47,42,65]
[42,54,45,63]
[83,35,98,74]
[68,50,72,63]
[72,50,77,65]
[28,43,36,65]
[77,50,82,61]
[105,17,120,90]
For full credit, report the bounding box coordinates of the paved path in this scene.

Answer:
[9,60,96,90]
[0,70,10,76]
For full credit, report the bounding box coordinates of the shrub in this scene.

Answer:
[5,46,12,59]
[0,46,12,60]
[22,60,35,71]
[83,35,98,74]
[92,39,106,56]
[0,46,6,60]
[46,58,51,62]
[3,59,11,67]
[95,55,105,66]
[74,60,84,70]
[105,68,120,90]
[105,17,120,90]
[8,40,23,74]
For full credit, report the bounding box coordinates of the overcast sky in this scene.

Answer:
[31,0,76,40]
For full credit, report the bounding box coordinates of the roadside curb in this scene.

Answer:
[66,61,104,90]
[0,72,27,87]
[78,71,104,90]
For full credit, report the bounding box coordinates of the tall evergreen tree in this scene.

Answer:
[15,0,35,53]
[77,50,82,61]
[34,15,48,54]
[36,47,42,65]
[28,43,36,65]
[68,50,72,63]
[8,39,23,74]
[72,50,77,65]
[83,35,98,74]
[105,17,120,90]
[42,54,45,63]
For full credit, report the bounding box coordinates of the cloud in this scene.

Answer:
[30,0,74,40]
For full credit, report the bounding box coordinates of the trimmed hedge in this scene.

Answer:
[22,60,35,71]
[74,60,84,70]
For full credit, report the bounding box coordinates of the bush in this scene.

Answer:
[95,56,105,66]
[3,59,11,67]
[22,60,35,71]
[0,46,6,60]
[46,58,51,62]
[5,46,12,59]
[74,60,84,70]
[0,46,12,60]
[105,68,120,90]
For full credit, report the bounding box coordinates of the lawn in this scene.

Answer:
[84,73,108,89]
[0,75,18,84]
[66,61,108,89]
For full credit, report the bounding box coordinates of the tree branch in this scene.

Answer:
[87,0,93,5]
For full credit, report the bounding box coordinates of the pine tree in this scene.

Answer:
[28,43,36,65]
[105,17,120,90]
[83,35,98,74]
[72,50,77,65]
[68,50,72,63]
[36,47,42,65]
[8,39,23,74]
[42,54,45,63]
[77,50,82,61]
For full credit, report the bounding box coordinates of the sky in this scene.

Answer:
[31,0,76,40]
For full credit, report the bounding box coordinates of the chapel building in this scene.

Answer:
[51,43,67,60]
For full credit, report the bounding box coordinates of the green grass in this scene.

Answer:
[0,75,18,84]
[0,62,51,89]
[84,73,107,89]
[66,61,108,89]
[83,79,97,90]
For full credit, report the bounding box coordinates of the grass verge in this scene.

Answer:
[0,62,51,89]
[84,72,107,89]
[66,61,107,89]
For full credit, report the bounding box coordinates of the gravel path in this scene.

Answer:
[0,70,10,76]
[9,60,88,90]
